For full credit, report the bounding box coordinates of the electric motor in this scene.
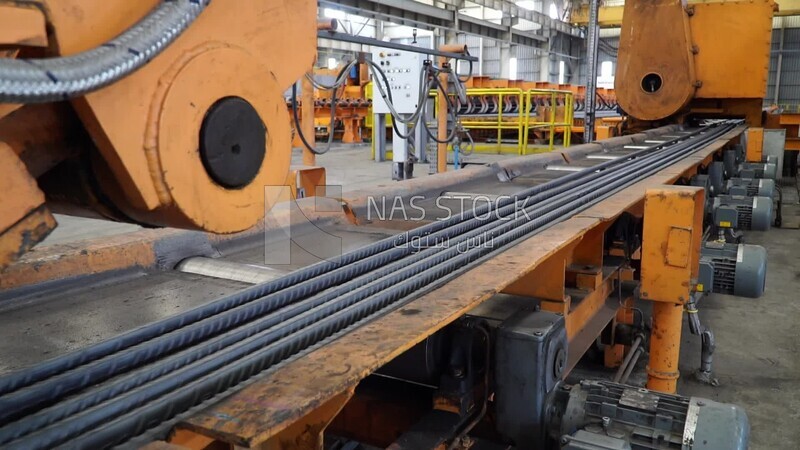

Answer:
[723,150,739,178]
[738,161,778,180]
[725,178,775,199]
[712,195,772,231]
[548,380,749,450]
[722,149,777,180]
[690,175,717,221]
[490,310,751,450]
[707,161,725,196]
[699,241,768,298]
[690,174,710,192]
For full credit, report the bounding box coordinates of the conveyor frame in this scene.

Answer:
[0,125,745,449]
[165,127,741,448]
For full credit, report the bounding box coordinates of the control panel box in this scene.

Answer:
[371,48,425,115]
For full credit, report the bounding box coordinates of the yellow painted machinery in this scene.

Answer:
[615,0,775,126]
[572,0,797,26]
[365,78,616,156]
[0,0,316,268]
[458,78,621,149]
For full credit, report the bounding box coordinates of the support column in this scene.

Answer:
[540,50,551,83]
[437,56,448,174]
[499,44,512,79]
[640,186,705,394]
[584,0,600,143]
[478,37,484,77]
[435,44,469,174]
[375,20,384,41]
[774,17,785,105]
[393,115,411,180]
[648,302,684,393]
[539,26,553,83]
[414,114,428,163]
[373,114,387,162]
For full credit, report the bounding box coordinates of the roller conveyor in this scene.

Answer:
[458,97,620,119]
[0,121,741,449]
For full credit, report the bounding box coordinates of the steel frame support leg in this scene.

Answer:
[261,388,354,450]
[374,114,387,162]
[640,186,705,394]
[342,118,362,144]
[604,270,636,369]
[648,302,683,393]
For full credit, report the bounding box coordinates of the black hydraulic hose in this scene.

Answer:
[18,122,738,450]
[1,123,736,450]
[613,335,643,383]
[422,74,459,144]
[291,83,335,155]
[0,128,710,398]
[619,346,644,385]
[291,62,353,155]
[456,59,473,83]
[0,0,209,103]
[0,127,716,425]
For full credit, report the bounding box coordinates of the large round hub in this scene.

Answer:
[200,97,267,189]
[152,46,293,233]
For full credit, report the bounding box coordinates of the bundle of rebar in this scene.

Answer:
[0,120,739,449]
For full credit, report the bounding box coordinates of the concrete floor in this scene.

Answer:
[24,143,800,448]
[678,226,800,449]
[572,197,800,449]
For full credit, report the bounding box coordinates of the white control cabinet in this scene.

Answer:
[371,48,425,115]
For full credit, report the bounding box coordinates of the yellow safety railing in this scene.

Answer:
[455,87,573,154]
[524,88,574,152]
[365,85,574,156]
[459,88,527,154]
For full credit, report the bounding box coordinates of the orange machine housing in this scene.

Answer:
[616,0,775,126]
[0,0,316,268]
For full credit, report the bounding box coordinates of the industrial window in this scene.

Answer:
[601,61,614,79]
[509,57,518,80]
